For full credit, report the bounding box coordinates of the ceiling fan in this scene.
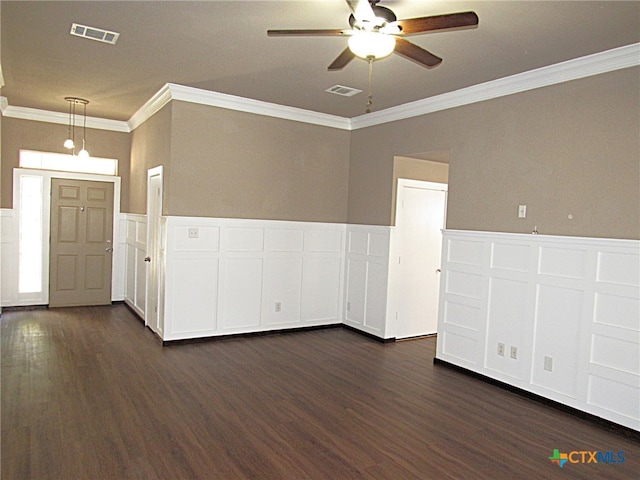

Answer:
[267,0,479,70]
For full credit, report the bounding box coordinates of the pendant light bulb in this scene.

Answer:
[64,138,75,149]
[78,139,89,158]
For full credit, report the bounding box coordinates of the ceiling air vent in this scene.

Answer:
[325,85,362,97]
[70,23,120,45]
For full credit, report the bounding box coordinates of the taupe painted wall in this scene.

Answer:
[348,67,640,240]
[1,116,132,210]
[391,156,449,226]
[162,101,350,222]
[129,104,172,214]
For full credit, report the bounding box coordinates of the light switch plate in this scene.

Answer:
[518,205,527,218]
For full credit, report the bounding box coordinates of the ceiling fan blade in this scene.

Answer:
[328,47,356,71]
[397,11,478,35]
[268,29,350,37]
[346,0,375,22]
[394,38,442,68]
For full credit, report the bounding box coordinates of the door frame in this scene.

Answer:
[12,168,121,306]
[386,178,448,339]
[145,166,163,335]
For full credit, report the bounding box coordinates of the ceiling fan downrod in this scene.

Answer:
[365,56,374,113]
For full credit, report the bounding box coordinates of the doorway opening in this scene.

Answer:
[12,151,121,307]
[388,154,449,339]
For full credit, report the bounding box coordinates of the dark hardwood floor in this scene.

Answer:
[1,305,638,479]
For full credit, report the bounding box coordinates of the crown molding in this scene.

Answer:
[350,43,640,130]
[127,83,173,131]
[2,43,637,133]
[0,97,130,132]
[128,83,351,131]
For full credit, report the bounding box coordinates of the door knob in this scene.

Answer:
[105,247,113,253]
[144,256,151,262]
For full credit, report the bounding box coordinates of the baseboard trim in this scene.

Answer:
[433,357,640,440]
[122,300,145,324]
[161,323,343,346]
[341,324,396,343]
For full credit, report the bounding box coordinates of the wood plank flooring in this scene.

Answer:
[1,304,638,479]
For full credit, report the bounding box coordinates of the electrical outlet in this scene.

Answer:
[497,343,505,356]
[275,302,281,312]
[544,356,553,372]
[188,228,199,239]
[510,346,518,359]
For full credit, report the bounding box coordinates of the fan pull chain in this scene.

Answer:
[366,56,374,113]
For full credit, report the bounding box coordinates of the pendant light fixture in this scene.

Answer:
[63,97,89,157]
[78,99,90,158]
[63,98,75,150]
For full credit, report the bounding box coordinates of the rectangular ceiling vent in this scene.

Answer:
[70,23,120,45]
[325,85,362,97]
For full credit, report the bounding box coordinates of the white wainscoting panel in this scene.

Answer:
[123,214,147,317]
[162,217,346,341]
[0,209,18,306]
[437,230,640,431]
[343,225,391,338]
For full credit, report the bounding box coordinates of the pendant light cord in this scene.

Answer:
[72,100,76,154]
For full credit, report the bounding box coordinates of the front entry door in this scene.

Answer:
[49,178,114,307]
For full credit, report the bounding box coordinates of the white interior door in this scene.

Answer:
[392,179,447,339]
[145,166,163,335]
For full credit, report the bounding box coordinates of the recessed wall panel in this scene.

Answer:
[485,277,528,378]
[263,258,303,326]
[591,335,640,376]
[223,228,264,252]
[348,230,368,255]
[597,252,640,287]
[265,228,303,252]
[301,257,341,321]
[365,261,387,332]
[593,292,640,330]
[442,331,478,364]
[588,375,640,421]
[304,229,342,253]
[539,247,587,279]
[170,258,219,333]
[174,226,220,252]
[445,271,482,299]
[368,233,389,258]
[531,284,583,397]
[221,258,263,329]
[491,243,530,272]
[447,239,483,266]
[443,300,480,331]
[346,259,367,324]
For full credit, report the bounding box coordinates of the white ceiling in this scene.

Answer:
[1,1,639,122]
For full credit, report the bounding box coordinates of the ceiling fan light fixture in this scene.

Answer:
[348,31,396,59]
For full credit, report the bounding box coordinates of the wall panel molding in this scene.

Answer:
[436,229,640,431]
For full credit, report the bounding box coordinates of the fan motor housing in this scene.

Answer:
[349,5,397,28]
